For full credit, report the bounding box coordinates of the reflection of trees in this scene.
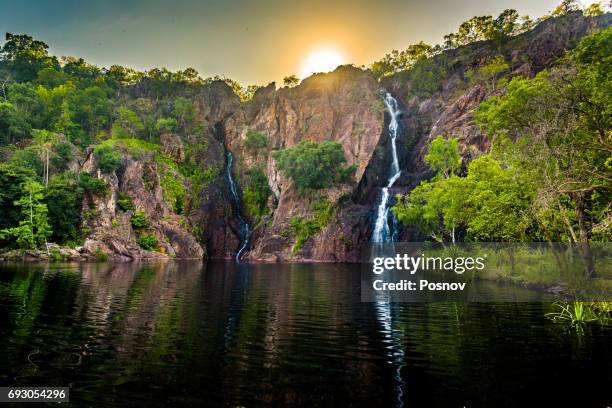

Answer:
[0,264,80,383]
[207,263,390,406]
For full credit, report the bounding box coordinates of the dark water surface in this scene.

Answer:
[0,261,610,407]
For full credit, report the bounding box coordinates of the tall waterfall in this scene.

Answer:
[226,151,251,262]
[372,92,402,243]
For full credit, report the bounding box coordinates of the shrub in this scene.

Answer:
[161,173,186,214]
[137,234,158,250]
[93,247,108,262]
[272,140,355,195]
[245,130,268,158]
[130,211,149,229]
[156,117,178,134]
[243,166,271,221]
[117,192,135,211]
[46,172,82,244]
[289,198,335,253]
[79,173,108,196]
[94,144,122,174]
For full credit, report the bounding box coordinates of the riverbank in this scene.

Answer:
[0,243,180,263]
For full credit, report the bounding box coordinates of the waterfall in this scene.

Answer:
[372,92,402,243]
[226,151,251,262]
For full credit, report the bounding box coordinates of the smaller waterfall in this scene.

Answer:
[372,93,402,243]
[226,151,251,262]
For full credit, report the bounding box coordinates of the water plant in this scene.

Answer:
[545,301,601,325]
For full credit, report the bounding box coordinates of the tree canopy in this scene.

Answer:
[272,140,356,195]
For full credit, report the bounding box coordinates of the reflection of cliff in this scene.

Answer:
[201,263,390,406]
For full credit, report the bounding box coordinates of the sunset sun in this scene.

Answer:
[299,48,345,78]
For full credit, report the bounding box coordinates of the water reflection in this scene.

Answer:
[0,261,610,407]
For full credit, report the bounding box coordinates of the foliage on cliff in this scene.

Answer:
[0,30,240,249]
[394,27,612,244]
[272,140,356,195]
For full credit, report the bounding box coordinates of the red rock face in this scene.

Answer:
[80,148,205,261]
[222,66,385,261]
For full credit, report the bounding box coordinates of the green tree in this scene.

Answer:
[424,136,462,178]
[155,117,178,134]
[466,55,509,90]
[393,155,533,243]
[371,42,433,79]
[552,0,580,16]
[34,67,69,88]
[584,2,604,16]
[133,98,156,140]
[0,163,35,231]
[137,234,158,250]
[0,33,57,82]
[130,211,149,229]
[70,86,112,143]
[61,57,101,83]
[245,129,268,159]
[172,97,195,135]
[46,172,82,244]
[112,107,144,139]
[473,28,612,274]
[272,140,355,195]
[0,180,51,249]
[31,129,58,188]
[94,144,122,173]
[394,175,469,243]
[243,166,271,221]
[0,101,31,143]
[7,82,44,128]
[283,75,300,87]
[462,155,533,241]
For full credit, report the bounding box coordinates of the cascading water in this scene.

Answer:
[372,92,402,243]
[226,151,251,262]
[372,93,406,408]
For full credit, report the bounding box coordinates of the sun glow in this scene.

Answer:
[299,48,345,79]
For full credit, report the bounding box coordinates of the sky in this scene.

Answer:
[0,0,598,85]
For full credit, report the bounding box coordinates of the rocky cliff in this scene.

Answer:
[74,12,610,262]
[221,66,385,261]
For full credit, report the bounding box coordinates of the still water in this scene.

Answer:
[0,261,610,407]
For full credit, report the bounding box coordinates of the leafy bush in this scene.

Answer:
[425,136,462,178]
[78,173,108,196]
[161,173,186,214]
[137,234,158,250]
[289,199,335,253]
[93,144,122,173]
[407,58,446,97]
[156,117,178,134]
[130,211,149,229]
[245,130,268,158]
[0,163,36,232]
[111,107,144,139]
[0,180,51,249]
[465,55,509,90]
[46,172,82,243]
[272,140,355,195]
[117,192,135,211]
[243,166,271,221]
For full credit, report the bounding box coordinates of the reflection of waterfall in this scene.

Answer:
[226,151,251,262]
[372,92,402,243]
[375,303,405,408]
